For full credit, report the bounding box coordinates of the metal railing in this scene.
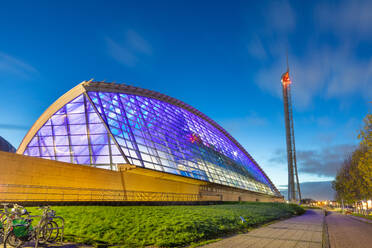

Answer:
[0,184,200,202]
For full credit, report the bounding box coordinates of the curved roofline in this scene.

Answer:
[17,80,280,195]
[17,82,86,154]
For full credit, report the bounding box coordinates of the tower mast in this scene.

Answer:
[281,57,301,202]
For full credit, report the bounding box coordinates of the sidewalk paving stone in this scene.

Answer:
[201,209,324,248]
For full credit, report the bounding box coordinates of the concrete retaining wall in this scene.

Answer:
[0,151,282,203]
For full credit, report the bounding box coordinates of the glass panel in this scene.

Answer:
[39,126,53,136]
[89,123,106,134]
[28,136,39,147]
[94,155,110,164]
[88,112,101,123]
[27,147,40,156]
[66,103,85,114]
[92,144,110,156]
[88,91,275,194]
[69,124,87,135]
[55,107,66,115]
[54,125,68,136]
[70,135,89,146]
[68,113,86,125]
[55,135,69,146]
[110,144,121,156]
[71,94,84,103]
[51,114,66,125]
[56,156,70,163]
[23,93,126,170]
[55,146,70,156]
[71,145,90,156]
[40,146,54,157]
[90,134,107,145]
[23,90,275,195]
[39,136,53,146]
[112,155,125,164]
[75,156,90,164]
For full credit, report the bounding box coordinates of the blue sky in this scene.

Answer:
[0,0,371,199]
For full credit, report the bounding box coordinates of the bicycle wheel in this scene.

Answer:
[4,230,24,248]
[43,221,59,242]
[38,223,50,244]
[0,227,4,244]
[0,213,5,223]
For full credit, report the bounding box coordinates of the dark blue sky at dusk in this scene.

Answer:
[1,0,371,199]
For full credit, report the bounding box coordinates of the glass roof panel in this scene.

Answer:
[87,91,275,195]
[23,90,276,195]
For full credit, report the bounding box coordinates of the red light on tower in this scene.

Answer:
[281,71,291,86]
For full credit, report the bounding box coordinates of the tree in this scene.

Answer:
[332,155,355,204]
[357,114,372,205]
[332,114,372,210]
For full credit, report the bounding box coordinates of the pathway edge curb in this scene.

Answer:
[348,215,372,224]
[322,210,330,248]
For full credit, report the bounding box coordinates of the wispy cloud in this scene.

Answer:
[247,1,372,109]
[270,144,356,177]
[264,0,295,32]
[105,30,152,67]
[0,51,38,79]
[254,44,372,109]
[126,30,152,55]
[315,0,372,38]
[324,51,372,99]
[247,36,267,60]
[106,37,139,67]
[0,123,29,131]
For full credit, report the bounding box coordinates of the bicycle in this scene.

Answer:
[1,203,17,244]
[3,204,34,248]
[0,209,4,243]
[4,205,64,248]
[36,206,61,243]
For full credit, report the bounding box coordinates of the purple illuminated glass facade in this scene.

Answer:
[23,90,277,195]
[24,94,122,170]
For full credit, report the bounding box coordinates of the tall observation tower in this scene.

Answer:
[281,63,301,202]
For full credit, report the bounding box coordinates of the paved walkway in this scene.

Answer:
[202,209,324,248]
[327,211,372,248]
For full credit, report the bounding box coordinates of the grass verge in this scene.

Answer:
[302,206,322,210]
[28,202,304,247]
[351,213,372,221]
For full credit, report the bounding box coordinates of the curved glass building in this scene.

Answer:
[17,81,280,196]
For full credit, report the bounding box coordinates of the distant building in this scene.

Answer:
[0,136,16,153]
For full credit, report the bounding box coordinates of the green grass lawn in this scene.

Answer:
[351,213,372,221]
[28,202,304,247]
[302,206,322,210]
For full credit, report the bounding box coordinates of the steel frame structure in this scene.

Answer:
[282,73,301,202]
[17,81,281,197]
